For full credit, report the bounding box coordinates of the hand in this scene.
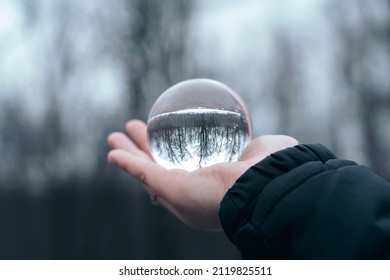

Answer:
[107,120,298,231]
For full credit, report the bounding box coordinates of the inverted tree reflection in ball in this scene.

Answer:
[147,79,252,171]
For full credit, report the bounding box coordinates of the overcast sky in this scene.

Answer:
[0,0,326,105]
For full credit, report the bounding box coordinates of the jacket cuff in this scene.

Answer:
[219,144,337,249]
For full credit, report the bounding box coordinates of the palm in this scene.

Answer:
[160,162,251,230]
[107,120,297,231]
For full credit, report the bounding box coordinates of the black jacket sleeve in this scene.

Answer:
[219,144,390,259]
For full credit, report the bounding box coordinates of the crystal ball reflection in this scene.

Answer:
[147,79,253,171]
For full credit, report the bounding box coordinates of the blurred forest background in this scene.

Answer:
[0,0,389,259]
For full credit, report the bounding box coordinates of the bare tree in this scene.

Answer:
[330,0,390,179]
[114,0,193,120]
[268,30,302,136]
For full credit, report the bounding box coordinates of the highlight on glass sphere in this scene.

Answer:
[147,78,253,171]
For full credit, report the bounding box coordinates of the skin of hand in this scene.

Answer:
[107,120,298,231]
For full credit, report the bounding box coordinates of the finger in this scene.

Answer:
[107,132,137,151]
[125,120,152,157]
[108,148,161,206]
[108,149,155,184]
[107,149,176,197]
[107,132,147,158]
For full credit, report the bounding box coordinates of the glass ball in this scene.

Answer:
[147,79,253,171]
